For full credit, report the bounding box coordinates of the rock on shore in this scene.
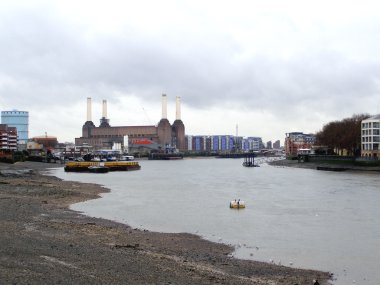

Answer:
[0,161,331,284]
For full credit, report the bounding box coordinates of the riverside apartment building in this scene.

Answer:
[361,115,380,159]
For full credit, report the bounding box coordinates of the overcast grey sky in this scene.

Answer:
[1,0,380,143]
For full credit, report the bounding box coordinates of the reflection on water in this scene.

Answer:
[53,158,380,285]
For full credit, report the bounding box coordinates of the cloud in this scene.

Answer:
[1,1,380,142]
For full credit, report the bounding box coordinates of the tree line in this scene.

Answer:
[315,114,370,156]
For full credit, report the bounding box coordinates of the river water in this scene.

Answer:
[52,158,380,285]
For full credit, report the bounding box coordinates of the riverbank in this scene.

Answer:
[0,161,331,284]
[269,158,380,172]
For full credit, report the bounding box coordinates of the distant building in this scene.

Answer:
[188,136,209,152]
[285,132,315,156]
[361,115,380,159]
[211,135,234,151]
[184,135,236,152]
[0,124,18,150]
[266,141,272,149]
[273,140,281,149]
[1,110,29,144]
[75,95,186,152]
[31,135,58,149]
[241,137,263,152]
[234,136,243,152]
[185,135,260,153]
[186,135,193,151]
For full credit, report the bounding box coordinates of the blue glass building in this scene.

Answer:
[1,110,29,144]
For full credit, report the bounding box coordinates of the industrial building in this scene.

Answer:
[75,95,186,152]
[1,110,29,144]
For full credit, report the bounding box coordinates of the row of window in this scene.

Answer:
[362,122,380,129]
[362,143,380,150]
[362,136,380,142]
[362,129,380,135]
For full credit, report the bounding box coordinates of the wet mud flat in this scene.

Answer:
[0,161,331,284]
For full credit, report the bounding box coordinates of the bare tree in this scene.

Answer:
[316,114,370,156]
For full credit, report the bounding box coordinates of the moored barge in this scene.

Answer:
[64,161,141,172]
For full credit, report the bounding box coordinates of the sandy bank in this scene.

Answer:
[0,161,331,284]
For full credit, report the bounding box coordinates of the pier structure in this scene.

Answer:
[242,153,256,167]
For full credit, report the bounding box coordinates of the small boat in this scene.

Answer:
[230,200,245,209]
[120,155,134,161]
[88,165,109,173]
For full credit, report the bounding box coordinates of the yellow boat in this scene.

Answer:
[64,161,141,172]
[230,200,245,209]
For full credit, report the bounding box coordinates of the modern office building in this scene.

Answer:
[361,115,380,159]
[185,135,264,153]
[241,137,263,152]
[1,110,29,144]
[211,135,234,151]
[192,136,207,151]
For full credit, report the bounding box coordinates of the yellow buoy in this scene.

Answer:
[229,200,245,209]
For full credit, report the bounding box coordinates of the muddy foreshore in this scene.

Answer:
[0,161,331,285]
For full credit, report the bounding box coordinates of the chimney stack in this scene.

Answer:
[176,96,181,120]
[102,99,107,118]
[87,97,92,121]
[161,94,167,119]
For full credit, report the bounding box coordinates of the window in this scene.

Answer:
[374,122,380,128]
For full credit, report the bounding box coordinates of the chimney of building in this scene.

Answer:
[87,97,92,121]
[161,94,167,119]
[102,99,107,118]
[176,96,181,120]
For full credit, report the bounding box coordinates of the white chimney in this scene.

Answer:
[176,96,181,120]
[161,94,167,119]
[102,99,107,118]
[87,97,92,121]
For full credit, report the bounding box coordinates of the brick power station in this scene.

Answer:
[75,95,186,151]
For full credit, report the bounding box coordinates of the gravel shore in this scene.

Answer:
[0,161,331,285]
